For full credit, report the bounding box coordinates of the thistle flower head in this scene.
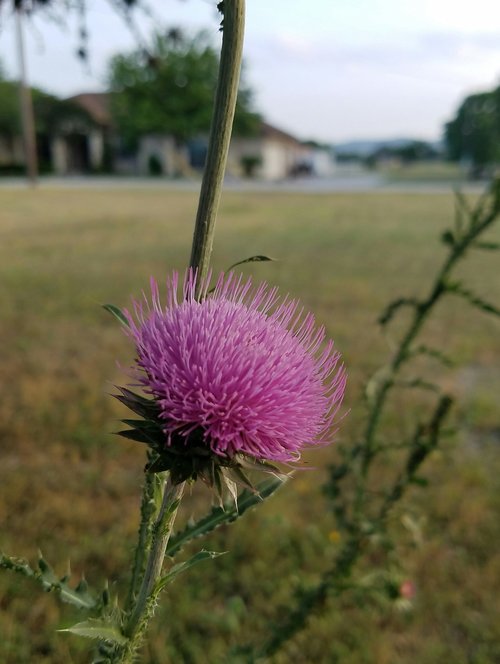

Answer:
[119,271,346,482]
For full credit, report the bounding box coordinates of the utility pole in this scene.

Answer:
[15,6,38,186]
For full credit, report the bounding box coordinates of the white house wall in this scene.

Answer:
[259,140,286,179]
[51,136,68,174]
[88,130,104,170]
[227,138,261,176]
[310,149,337,176]
[229,137,310,180]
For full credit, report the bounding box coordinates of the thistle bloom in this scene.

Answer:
[124,271,346,464]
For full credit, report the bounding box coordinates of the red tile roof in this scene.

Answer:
[65,93,112,127]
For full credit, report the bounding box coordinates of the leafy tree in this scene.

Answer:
[0,72,99,174]
[108,29,260,147]
[395,140,439,162]
[0,76,90,138]
[445,87,500,176]
[0,80,21,137]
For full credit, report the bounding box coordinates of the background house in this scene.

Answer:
[52,96,314,180]
[229,122,312,180]
[1,86,331,180]
[51,93,112,174]
[54,92,188,176]
[0,135,24,172]
[307,145,337,176]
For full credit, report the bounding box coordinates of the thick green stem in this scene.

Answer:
[253,396,453,661]
[125,477,185,638]
[189,0,246,295]
[124,460,157,614]
[116,4,247,661]
[359,188,500,480]
[112,477,185,663]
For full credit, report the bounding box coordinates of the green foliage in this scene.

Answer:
[0,78,95,139]
[445,86,500,174]
[225,254,276,272]
[0,552,100,611]
[108,30,260,146]
[102,303,130,328]
[166,477,287,557]
[0,80,21,137]
[154,549,224,593]
[245,180,500,659]
[367,141,439,167]
[60,619,128,646]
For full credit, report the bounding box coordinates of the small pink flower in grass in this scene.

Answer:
[399,580,416,600]
[117,270,346,485]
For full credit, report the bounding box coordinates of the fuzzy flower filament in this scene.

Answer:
[125,271,346,465]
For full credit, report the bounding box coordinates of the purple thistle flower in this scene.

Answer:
[124,271,346,464]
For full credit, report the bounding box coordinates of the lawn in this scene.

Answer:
[0,187,499,663]
[381,161,467,184]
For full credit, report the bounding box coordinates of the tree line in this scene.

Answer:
[445,85,500,177]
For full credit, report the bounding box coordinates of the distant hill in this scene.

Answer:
[334,138,442,157]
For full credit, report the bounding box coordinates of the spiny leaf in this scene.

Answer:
[59,619,127,645]
[235,455,284,477]
[446,280,500,318]
[75,577,89,594]
[121,418,161,431]
[393,378,441,393]
[453,189,469,236]
[223,475,239,508]
[166,477,286,557]
[52,581,96,610]
[38,555,97,609]
[378,297,420,326]
[226,465,256,493]
[226,255,276,271]
[114,387,159,419]
[155,550,224,593]
[411,345,454,367]
[211,464,224,506]
[1,553,97,610]
[473,240,500,250]
[441,230,456,247]
[117,419,165,446]
[115,428,158,445]
[0,553,35,578]
[146,455,173,473]
[102,303,130,327]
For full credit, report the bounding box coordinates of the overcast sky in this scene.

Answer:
[0,0,499,143]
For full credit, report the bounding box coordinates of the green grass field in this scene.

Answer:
[381,161,467,184]
[0,188,499,663]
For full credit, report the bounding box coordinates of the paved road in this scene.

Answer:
[0,174,487,195]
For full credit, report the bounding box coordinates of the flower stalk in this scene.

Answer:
[124,478,185,642]
[189,0,246,295]
[115,2,247,660]
[239,181,500,661]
